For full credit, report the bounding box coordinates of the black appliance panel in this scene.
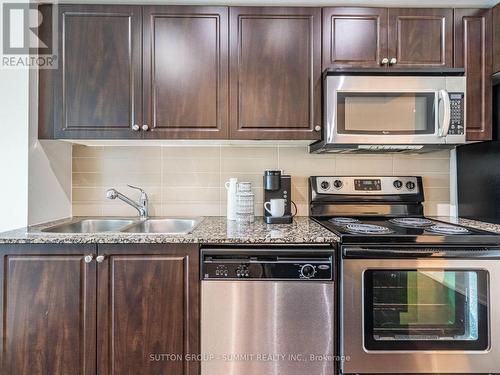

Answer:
[457,141,500,223]
[202,253,333,280]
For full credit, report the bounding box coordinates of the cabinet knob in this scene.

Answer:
[389,57,397,65]
[84,255,93,263]
[314,125,321,132]
[381,57,389,65]
[142,124,149,131]
[96,255,105,263]
[132,124,140,131]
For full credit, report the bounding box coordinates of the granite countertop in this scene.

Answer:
[0,216,340,245]
[2,216,499,245]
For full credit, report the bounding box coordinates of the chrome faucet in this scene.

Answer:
[106,185,149,219]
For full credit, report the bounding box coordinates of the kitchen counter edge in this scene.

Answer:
[0,216,340,245]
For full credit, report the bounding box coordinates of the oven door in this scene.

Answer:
[342,256,500,374]
[325,75,466,145]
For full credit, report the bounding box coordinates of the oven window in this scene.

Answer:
[364,269,489,351]
[337,93,435,134]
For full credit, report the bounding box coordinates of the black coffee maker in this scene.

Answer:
[263,170,293,224]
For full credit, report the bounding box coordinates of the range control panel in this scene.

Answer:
[314,176,421,195]
[202,254,333,280]
[448,93,465,136]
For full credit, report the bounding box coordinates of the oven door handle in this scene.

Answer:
[438,89,451,137]
[343,247,500,259]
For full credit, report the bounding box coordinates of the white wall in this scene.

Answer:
[28,69,72,226]
[0,66,29,232]
[0,0,72,232]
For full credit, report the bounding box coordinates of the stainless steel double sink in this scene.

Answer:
[42,218,203,235]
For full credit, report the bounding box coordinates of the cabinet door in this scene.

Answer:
[229,7,322,140]
[0,244,97,375]
[493,4,500,74]
[455,9,493,141]
[52,5,142,139]
[388,8,453,68]
[322,7,388,69]
[143,6,229,139]
[97,244,199,375]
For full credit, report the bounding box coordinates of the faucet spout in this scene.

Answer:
[106,187,149,219]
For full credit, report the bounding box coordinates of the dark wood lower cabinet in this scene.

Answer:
[97,244,199,375]
[0,244,97,375]
[0,243,199,375]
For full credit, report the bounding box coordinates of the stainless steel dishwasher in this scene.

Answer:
[201,246,335,375]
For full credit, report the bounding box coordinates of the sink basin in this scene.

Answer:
[123,218,203,234]
[42,219,138,233]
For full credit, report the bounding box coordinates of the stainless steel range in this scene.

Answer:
[309,176,500,375]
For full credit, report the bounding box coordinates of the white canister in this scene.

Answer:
[235,182,255,223]
[225,178,238,221]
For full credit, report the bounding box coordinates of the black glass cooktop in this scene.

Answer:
[313,216,500,245]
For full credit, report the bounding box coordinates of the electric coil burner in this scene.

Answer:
[329,217,359,225]
[344,223,394,235]
[388,217,434,228]
[427,225,471,235]
[309,176,500,245]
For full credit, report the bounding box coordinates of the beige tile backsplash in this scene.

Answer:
[72,145,452,217]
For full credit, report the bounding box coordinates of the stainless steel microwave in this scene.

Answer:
[310,69,466,153]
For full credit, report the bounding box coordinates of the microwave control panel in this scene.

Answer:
[448,93,465,135]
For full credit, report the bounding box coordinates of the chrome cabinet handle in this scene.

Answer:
[84,255,93,263]
[96,255,105,263]
[314,125,321,132]
[132,124,140,131]
[142,124,149,131]
[381,57,389,65]
[389,57,397,65]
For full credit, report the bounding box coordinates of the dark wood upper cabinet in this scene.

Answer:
[455,9,493,141]
[46,5,143,139]
[40,4,495,142]
[322,7,453,70]
[0,244,97,375]
[229,7,322,140]
[97,244,199,375]
[322,7,388,69]
[142,6,229,139]
[388,8,453,68]
[494,4,500,74]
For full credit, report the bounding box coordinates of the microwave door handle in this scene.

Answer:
[438,89,451,137]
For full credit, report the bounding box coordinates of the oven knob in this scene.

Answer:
[300,264,316,279]
[393,180,403,189]
[333,180,343,189]
[320,181,330,190]
[406,181,416,190]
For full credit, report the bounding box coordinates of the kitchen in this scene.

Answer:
[0,0,500,374]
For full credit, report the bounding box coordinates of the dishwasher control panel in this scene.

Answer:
[201,250,334,280]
